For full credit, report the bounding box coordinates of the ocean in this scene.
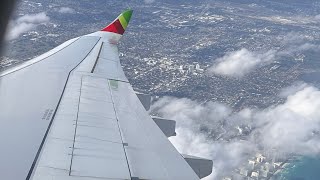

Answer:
[274,157,320,180]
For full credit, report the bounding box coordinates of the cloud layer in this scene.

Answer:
[6,12,50,41]
[151,84,320,178]
[209,48,276,77]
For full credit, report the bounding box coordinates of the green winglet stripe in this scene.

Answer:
[122,10,133,23]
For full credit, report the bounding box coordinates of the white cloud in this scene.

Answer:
[170,127,255,179]
[208,32,320,78]
[151,84,320,178]
[6,23,35,41]
[16,12,49,24]
[58,7,75,14]
[209,48,276,77]
[256,86,320,155]
[314,14,320,21]
[279,82,308,97]
[144,0,155,4]
[6,12,50,41]
[152,97,256,179]
[277,33,320,57]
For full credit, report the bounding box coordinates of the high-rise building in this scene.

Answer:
[248,160,255,170]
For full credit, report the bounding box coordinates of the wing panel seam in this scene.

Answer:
[91,42,104,73]
[68,75,83,175]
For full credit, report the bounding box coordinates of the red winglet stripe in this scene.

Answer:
[113,19,125,35]
[102,24,118,33]
[101,19,125,35]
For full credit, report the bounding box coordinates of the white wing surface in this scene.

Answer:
[0,10,212,180]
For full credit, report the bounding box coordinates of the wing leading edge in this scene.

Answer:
[0,9,212,180]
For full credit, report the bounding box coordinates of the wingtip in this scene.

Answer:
[123,9,133,22]
[101,9,133,35]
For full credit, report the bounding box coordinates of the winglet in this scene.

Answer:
[101,9,133,35]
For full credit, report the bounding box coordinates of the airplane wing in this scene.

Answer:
[0,10,212,180]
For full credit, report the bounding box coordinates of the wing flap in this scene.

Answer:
[32,75,131,180]
[71,142,129,179]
